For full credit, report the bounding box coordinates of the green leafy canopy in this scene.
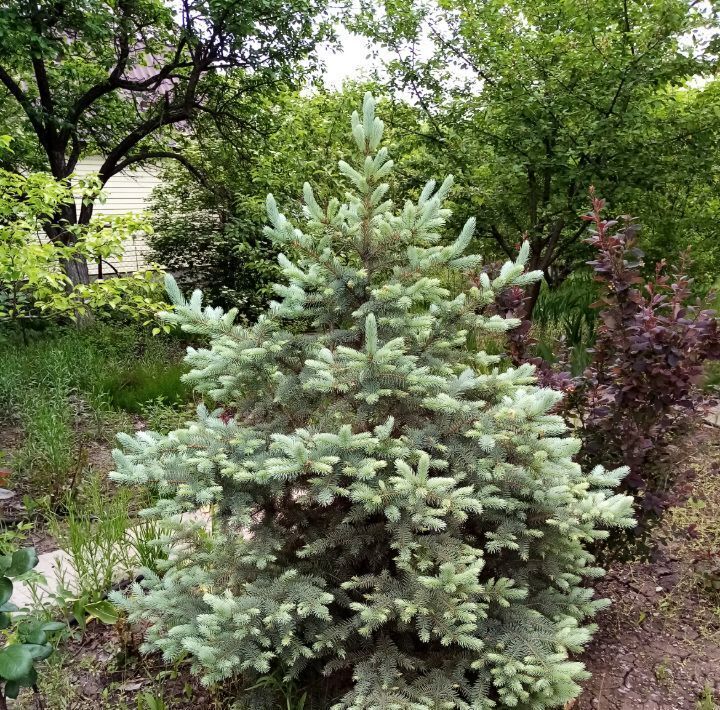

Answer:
[353,0,720,297]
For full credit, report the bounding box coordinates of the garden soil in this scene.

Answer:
[577,424,720,709]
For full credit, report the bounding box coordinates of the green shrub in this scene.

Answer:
[0,164,168,330]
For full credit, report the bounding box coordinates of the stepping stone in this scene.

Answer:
[13,548,76,609]
[705,404,720,427]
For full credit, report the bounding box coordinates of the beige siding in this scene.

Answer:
[74,156,161,275]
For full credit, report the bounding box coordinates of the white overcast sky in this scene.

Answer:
[316,26,384,89]
[315,3,718,91]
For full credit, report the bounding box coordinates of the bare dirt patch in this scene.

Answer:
[15,621,227,710]
[577,426,720,709]
[577,560,720,708]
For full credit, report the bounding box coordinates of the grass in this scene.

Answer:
[533,272,597,375]
[0,323,189,411]
[10,389,78,497]
[0,323,192,499]
[532,270,597,331]
[0,322,194,709]
[0,320,188,609]
[98,362,190,413]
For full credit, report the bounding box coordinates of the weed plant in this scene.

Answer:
[130,518,171,576]
[47,474,135,601]
[702,361,720,393]
[137,397,193,433]
[43,472,170,603]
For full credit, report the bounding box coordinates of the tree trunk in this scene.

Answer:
[524,279,543,319]
[523,216,575,319]
[62,250,94,326]
[61,252,91,286]
[523,240,545,319]
[45,220,94,324]
[44,202,92,287]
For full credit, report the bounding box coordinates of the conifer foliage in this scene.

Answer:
[111,95,634,708]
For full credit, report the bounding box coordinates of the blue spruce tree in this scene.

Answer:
[111,94,634,709]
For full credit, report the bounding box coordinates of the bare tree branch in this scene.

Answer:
[0,67,47,145]
[110,149,217,195]
[489,225,514,258]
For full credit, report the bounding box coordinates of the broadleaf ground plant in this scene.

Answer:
[0,547,65,708]
[111,95,634,708]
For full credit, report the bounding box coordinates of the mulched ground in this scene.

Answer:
[577,425,720,709]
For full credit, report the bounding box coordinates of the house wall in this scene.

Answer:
[74,156,161,275]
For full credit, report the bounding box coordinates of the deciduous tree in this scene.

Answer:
[0,0,327,284]
[355,0,720,312]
